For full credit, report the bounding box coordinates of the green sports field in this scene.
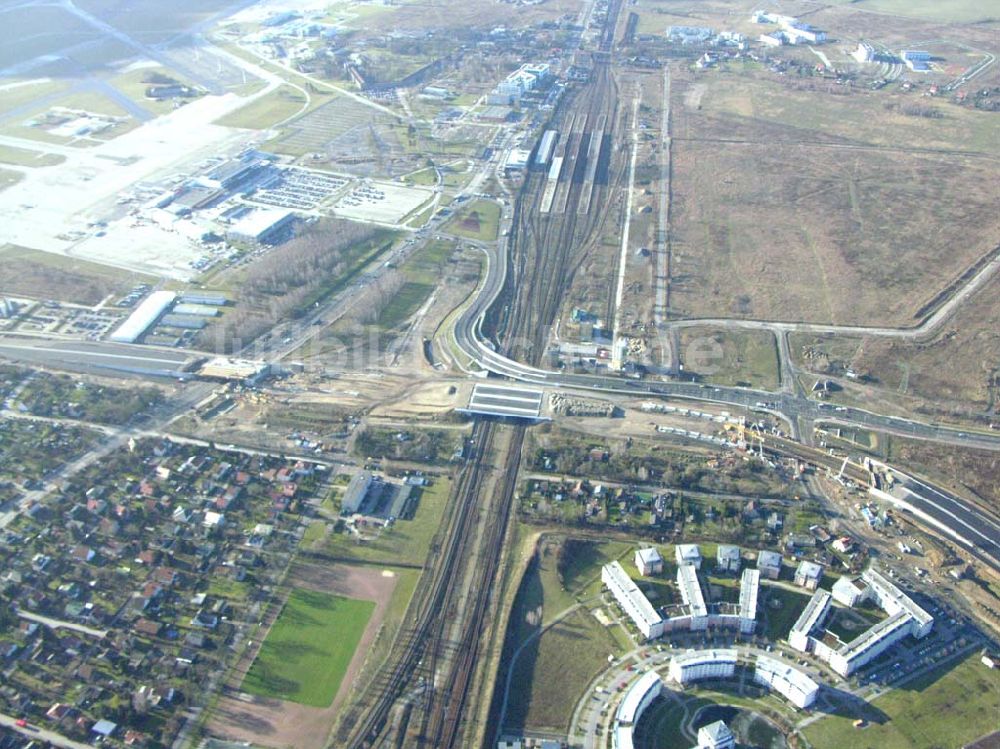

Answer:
[242,589,375,707]
[805,652,1000,749]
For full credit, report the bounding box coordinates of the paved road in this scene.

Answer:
[18,611,108,639]
[451,232,1000,574]
[0,712,95,749]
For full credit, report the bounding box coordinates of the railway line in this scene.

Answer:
[342,5,629,747]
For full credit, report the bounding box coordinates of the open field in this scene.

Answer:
[209,561,399,749]
[0,243,155,304]
[0,79,70,115]
[377,238,456,329]
[0,5,98,69]
[790,267,1000,424]
[319,0,583,33]
[500,536,634,733]
[667,67,1000,327]
[320,476,453,566]
[823,0,1000,23]
[445,199,501,241]
[505,608,623,732]
[242,589,374,707]
[804,652,1000,749]
[216,84,306,129]
[0,168,21,191]
[679,328,779,389]
[0,144,65,167]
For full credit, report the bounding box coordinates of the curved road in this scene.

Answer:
[451,233,1000,572]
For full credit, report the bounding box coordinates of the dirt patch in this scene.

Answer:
[206,562,397,749]
[459,211,482,233]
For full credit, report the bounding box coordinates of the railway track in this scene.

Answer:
[341,5,628,748]
[341,419,499,747]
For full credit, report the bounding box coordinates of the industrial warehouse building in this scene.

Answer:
[602,561,664,639]
[612,671,663,749]
[109,291,177,343]
[668,649,738,684]
[754,655,819,708]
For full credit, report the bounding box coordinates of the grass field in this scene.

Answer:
[666,67,1000,327]
[403,167,437,186]
[505,608,624,732]
[500,535,636,732]
[320,477,452,566]
[0,144,65,167]
[445,199,501,241]
[216,85,307,129]
[679,328,779,389]
[0,168,22,191]
[242,589,374,707]
[823,0,998,23]
[804,652,1000,749]
[760,584,810,641]
[108,66,198,116]
[0,243,155,304]
[377,239,455,329]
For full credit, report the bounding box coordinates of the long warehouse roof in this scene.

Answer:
[109,291,176,343]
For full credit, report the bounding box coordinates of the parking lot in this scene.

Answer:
[252,167,349,210]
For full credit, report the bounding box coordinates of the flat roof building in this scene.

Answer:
[341,471,374,516]
[676,544,702,569]
[794,560,824,590]
[757,550,782,579]
[832,576,869,608]
[109,291,176,343]
[635,547,664,576]
[789,589,831,652]
[668,649,738,685]
[615,671,663,724]
[602,561,663,640]
[754,655,818,708]
[717,545,741,574]
[534,130,558,168]
[829,610,913,676]
[226,208,295,246]
[677,563,708,629]
[862,568,933,637]
[197,357,270,385]
[738,568,759,634]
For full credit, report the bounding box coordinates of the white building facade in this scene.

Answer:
[669,649,738,685]
[602,561,664,639]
